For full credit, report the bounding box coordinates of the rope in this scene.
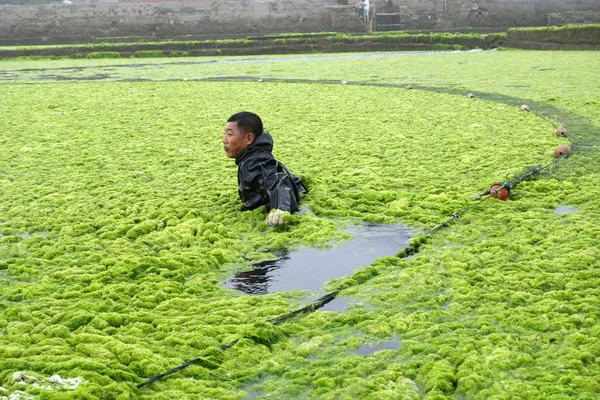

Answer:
[136,291,339,388]
[136,340,239,388]
[268,290,339,325]
[425,196,491,236]
[134,78,584,389]
[136,147,573,390]
[418,153,571,241]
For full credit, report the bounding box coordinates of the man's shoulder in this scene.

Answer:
[238,150,275,168]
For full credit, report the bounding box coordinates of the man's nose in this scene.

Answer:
[222,135,227,144]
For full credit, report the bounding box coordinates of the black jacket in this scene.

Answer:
[235,131,306,213]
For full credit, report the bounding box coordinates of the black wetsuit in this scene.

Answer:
[235,131,306,212]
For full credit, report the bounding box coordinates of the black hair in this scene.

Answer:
[227,112,263,138]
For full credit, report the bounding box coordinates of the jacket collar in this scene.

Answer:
[235,131,273,165]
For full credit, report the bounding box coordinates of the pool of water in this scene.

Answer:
[555,205,578,214]
[355,333,402,356]
[225,223,413,295]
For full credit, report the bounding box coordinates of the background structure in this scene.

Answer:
[1,0,600,43]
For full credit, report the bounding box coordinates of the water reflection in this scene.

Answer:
[226,223,413,294]
[228,254,290,295]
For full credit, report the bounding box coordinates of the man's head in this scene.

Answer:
[222,112,263,158]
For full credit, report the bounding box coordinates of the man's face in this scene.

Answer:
[222,121,253,158]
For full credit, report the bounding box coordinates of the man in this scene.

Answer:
[222,112,306,227]
[358,0,369,23]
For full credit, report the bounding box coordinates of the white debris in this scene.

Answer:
[5,391,36,400]
[47,375,86,389]
[9,372,87,395]
[12,372,37,385]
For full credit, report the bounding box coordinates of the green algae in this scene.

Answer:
[1,49,600,399]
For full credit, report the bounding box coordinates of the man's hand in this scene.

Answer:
[266,209,288,227]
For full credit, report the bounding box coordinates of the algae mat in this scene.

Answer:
[1,50,599,400]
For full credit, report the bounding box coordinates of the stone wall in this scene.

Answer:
[386,0,600,30]
[0,0,599,43]
[0,1,363,42]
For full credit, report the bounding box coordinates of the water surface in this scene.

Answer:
[356,333,402,356]
[555,205,578,214]
[226,223,413,294]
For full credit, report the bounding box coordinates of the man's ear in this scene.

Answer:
[246,132,256,145]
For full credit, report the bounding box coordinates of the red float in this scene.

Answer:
[490,184,510,200]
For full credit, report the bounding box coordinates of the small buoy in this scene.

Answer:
[257,78,263,83]
[554,145,571,158]
[520,104,530,111]
[490,184,509,201]
[341,80,348,85]
[466,93,476,98]
[406,85,413,90]
[555,126,567,137]
[183,78,188,82]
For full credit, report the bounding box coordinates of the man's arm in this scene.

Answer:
[260,159,304,214]
[239,156,304,226]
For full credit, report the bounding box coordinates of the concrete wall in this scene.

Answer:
[0,0,599,42]
[388,0,600,30]
[0,0,354,41]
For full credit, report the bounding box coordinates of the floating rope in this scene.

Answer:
[268,290,339,325]
[136,78,582,389]
[426,153,570,238]
[137,156,573,389]
[136,348,229,389]
[136,290,339,388]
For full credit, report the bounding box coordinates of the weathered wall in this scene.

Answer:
[0,0,599,42]
[387,0,600,30]
[0,1,361,41]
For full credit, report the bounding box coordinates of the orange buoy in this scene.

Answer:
[490,184,510,200]
[554,145,571,158]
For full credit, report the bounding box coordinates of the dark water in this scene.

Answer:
[355,333,402,356]
[555,205,578,214]
[226,223,413,294]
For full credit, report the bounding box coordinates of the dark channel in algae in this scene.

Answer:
[1,50,599,399]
